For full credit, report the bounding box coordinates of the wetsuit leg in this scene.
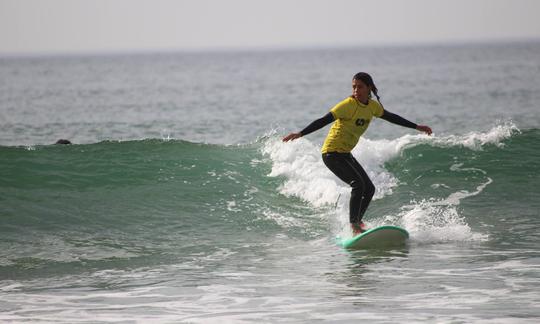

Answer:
[322,153,375,223]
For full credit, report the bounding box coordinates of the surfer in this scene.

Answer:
[283,72,432,235]
[55,139,72,145]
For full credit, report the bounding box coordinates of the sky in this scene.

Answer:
[1,0,540,55]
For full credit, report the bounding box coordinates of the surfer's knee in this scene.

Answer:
[349,179,363,190]
[350,179,375,197]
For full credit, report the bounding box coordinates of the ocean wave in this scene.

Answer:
[0,124,535,273]
[263,122,520,207]
[263,123,523,242]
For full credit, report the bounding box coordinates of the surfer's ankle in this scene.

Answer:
[351,222,367,235]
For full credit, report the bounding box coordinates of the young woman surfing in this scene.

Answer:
[283,72,432,236]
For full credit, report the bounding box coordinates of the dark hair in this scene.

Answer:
[353,72,380,101]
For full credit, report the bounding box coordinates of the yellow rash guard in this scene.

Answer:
[321,97,384,154]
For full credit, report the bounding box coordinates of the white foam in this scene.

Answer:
[444,177,493,207]
[262,136,403,209]
[432,120,520,150]
[397,200,488,243]
[262,137,347,208]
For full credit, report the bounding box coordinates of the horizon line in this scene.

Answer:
[2,37,539,59]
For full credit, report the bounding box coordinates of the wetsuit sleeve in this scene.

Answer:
[380,110,417,129]
[300,112,335,136]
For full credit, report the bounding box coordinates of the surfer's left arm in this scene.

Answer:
[380,110,432,135]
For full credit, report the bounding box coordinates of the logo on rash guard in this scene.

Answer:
[355,118,367,126]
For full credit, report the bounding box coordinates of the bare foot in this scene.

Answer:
[351,222,367,236]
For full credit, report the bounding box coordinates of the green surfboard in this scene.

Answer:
[338,225,409,249]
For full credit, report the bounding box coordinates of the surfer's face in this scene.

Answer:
[352,79,371,104]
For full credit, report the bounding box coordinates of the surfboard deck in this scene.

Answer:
[338,225,409,249]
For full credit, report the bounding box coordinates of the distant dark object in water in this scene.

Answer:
[55,139,72,145]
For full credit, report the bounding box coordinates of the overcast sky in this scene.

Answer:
[1,0,540,55]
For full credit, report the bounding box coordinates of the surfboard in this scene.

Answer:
[338,225,409,249]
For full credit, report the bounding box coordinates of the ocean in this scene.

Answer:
[1,41,540,323]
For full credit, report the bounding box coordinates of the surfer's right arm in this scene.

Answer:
[282,112,335,142]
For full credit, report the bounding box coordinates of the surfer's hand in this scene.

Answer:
[416,125,432,135]
[282,132,302,142]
